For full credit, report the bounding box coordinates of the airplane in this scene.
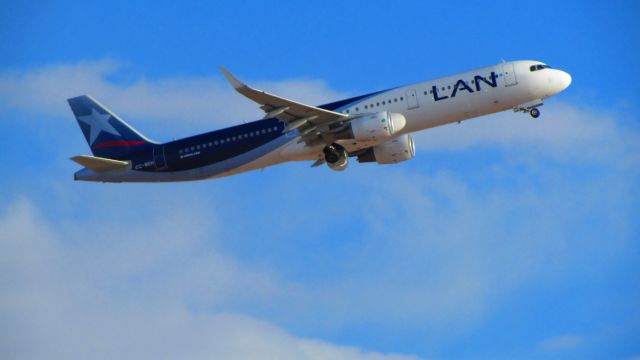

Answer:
[68,60,571,182]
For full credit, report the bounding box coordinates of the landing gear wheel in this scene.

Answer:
[530,108,540,118]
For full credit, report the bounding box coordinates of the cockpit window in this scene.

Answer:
[530,64,552,72]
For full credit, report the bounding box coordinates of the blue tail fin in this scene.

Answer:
[68,95,155,160]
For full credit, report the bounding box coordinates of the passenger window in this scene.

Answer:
[394,98,397,102]
[400,97,404,101]
[214,141,218,145]
[356,107,359,111]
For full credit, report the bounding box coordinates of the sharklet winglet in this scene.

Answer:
[219,66,246,90]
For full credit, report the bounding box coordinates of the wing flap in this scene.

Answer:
[70,155,130,172]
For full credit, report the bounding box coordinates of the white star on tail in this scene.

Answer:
[77,108,120,145]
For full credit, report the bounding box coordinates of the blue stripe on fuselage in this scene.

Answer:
[128,118,286,172]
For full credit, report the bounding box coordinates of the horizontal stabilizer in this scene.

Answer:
[70,155,130,172]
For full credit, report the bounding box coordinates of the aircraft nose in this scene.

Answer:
[558,70,572,91]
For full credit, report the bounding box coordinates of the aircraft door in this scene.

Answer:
[405,89,419,109]
[153,146,168,170]
[503,63,518,86]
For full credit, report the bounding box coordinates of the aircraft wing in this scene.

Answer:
[220,67,349,134]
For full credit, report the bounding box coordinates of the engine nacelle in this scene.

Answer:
[324,144,349,171]
[337,111,407,142]
[357,134,416,164]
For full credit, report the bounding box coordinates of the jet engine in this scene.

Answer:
[357,134,415,164]
[336,111,406,142]
[323,143,349,171]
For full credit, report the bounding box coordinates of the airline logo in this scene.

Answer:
[77,108,120,145]
[432,72,498,101]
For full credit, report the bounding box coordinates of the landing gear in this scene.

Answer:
[530,108,540,118]
[514,99,543,118]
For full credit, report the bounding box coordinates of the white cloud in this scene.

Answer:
[271,170,584,330]
[0,198,417,360]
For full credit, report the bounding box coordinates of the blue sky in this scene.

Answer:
[1,1,639,359]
